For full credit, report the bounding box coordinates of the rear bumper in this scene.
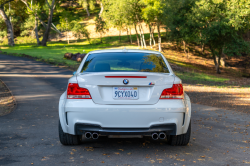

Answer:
[59,92,191,136]
[75,123,176,136]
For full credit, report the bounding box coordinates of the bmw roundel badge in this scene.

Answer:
[123,79,129,85]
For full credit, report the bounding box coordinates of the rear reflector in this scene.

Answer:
[67,83,92,99]
[160,84,184,99]
[105,76,147,78]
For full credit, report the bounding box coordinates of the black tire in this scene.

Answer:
[168,121,191,146]
[59,120,81,145]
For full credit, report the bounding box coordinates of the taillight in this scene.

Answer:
[160,84,184,99]
[67,83,92,99]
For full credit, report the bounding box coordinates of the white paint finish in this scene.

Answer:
[59,49,191,136]
[60,99,186,135]
[77,72,175,105]
[182,93,192,133]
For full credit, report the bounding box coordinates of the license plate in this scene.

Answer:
[113,87,139,100]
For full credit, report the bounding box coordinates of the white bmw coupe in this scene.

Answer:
[58,49,191,146]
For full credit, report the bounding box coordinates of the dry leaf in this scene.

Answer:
[198,159,205,161]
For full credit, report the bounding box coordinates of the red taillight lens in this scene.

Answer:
[160,84,184,99]
[67,83,92,99]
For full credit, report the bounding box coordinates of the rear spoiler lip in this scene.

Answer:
[105,76,147,78]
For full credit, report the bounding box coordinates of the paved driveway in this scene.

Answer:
[0,54,249,166]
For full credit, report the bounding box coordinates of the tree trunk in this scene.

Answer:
[126,28,129,42]
[183,40,187,55]
[137,24,143,47]
[134,24,140,47]
[140,24,146,48]
[0,8,14,46]
[157,22,162,52]
[200,32,204,55]
[221,47,226,67]
[34,14,41,45]
[129,28,132,44]
[119,30,121,42]
[41,0,55,46]
[216,56,221,74]
[151,25,156,46]
[99,2,104,16]
[183,40,189,59]
[210,46,221,74]
[67,31,69,44]
[201,43,205,55]
[85,0,90,17]
[100,33,102,43]
[149,24,152,48]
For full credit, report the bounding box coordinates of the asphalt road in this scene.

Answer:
[0,54,250,166]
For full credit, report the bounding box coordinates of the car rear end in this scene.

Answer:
[59,50,191,145]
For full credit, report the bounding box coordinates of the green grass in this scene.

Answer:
[0,36,135,69]
[168,59,199,70]
[175,71,230,86]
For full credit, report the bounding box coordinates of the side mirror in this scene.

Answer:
[73,71,76,75]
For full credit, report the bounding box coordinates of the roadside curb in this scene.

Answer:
[0,79,17,116]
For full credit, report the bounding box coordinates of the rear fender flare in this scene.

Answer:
[182,93,191,133]
[59,92,68,133]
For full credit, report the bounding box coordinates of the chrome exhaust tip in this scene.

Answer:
[92,132,99,139]
[152,133,159,140]
[159,132,166,139]
[85,132,92,139]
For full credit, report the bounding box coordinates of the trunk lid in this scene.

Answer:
[77,72,175,105]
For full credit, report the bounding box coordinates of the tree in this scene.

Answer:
[57,10,73,44]
[126,0,143,47]
[102,0,127,42]
[191,0,250,74]
[22,2,42,45]
[163,0,196,57]
[40,0,55,46]
[21,0,60,46]
[71,21,90,43]
[141,0,165,51]
[95,15,107,43]
[78,0,96,17]
[0,0,15,46]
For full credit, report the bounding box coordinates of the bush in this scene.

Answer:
[15,36,37,44]
[0,38,9,45]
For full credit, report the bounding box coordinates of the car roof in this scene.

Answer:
[88,49,161,54]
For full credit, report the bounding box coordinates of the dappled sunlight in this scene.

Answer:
[0,74,72,78]
[184,84,250,93]
[184,84,250,113]
[15,94,57,99]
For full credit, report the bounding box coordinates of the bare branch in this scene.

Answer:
[20,0,32,10]
[20,0,60,34]
[45,0,51,8]
[0,0,14,8]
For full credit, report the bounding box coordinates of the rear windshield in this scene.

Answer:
[81,52,169,73]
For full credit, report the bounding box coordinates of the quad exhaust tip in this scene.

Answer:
[85,132,92,139]
[159,132,166,139]
[152,133,159,140]
[92,132,99,139]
